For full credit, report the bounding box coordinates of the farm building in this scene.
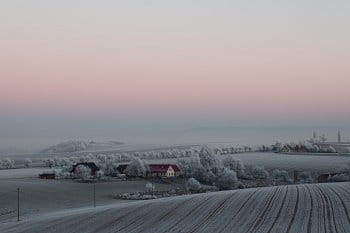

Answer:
[148,164,181,178]
[39,173,56,179]
[317,173,337,183]
[117,164,128,174]
[71,162,100,176]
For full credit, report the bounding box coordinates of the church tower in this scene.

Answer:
[338,131,341,143]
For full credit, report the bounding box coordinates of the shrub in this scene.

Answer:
[187,178,201,192]
[299,171,314,183]
[58,171,72,179]
[249,166,269,179]
[74,165,92,180]
[145,182,155,193]
[96,170,106,180]
[178,157,202,178]
[272,169,292,183]
[0,158,15,169]
[331,174,350,182]
[24,158,32,168]
[101,162,120,177]
[44,158,55,168]
[124,157,148,177]
[215,168,238,190]
[222,157,245,178]
[198,146,222,176]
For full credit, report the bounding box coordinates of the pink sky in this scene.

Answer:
[1,1,350,127]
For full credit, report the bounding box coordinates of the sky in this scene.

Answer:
[1,1,350,150]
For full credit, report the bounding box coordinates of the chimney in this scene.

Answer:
[338,131,341,143]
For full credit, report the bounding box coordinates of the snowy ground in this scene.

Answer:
[150,152,350,173]
[0,168,47,180]
[0,174,181,223]
[223,152,350,173]
[1,182,350,233]
[2,151,350,231]
[0,143,198,161]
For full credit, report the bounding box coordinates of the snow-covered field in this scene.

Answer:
[149,152,350,173]
[0,175,181,223]
[0,168,48,180]
[0,143,198,161]
[1,182,350,233]
[224,152,350,172]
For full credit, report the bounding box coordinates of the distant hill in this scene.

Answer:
[41,140,124,153]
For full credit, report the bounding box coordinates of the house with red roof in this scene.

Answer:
[148,164,181,178]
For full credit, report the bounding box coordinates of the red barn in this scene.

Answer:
[148,164,181,177]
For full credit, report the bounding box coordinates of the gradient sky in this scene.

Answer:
[1,1,350,149]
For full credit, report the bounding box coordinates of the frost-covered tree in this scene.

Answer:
[124,157,148,177]
[24,158,32,168]
[299,172,314,183]
[330,164,350,182]
[327,146,337,153]
[44,158,55,168]
[272,169,292,183]
[0,158,15,169]
[198,146,221,175]
[248,166,269,179]
[222,157,245,178]
[331,173,350,182]
[145,182,155,193]
[216,168,238,190]
[187,178,201,192]
[101,161,120,177]
[96,170,106,180]
[74,165,92,180]
[178,157,202,178]
[58,171,72,179]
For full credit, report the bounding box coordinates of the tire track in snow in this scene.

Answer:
[187,192,235,233]
[3,182,350,233]
[90,203,152,233]
[334,184,350,196]
[190,191,242,233]
[313,185,323,233]
[327,185,350,224]
[37,209,106,233]
[235,187,277,233]
[304,185,314,233]
[162,195,214,233]
[328,185,350,233]
[26,207,113,233]
[314,185,333,233]
[133,196,197,233]
[285,185,300,233]
[317,185,340,233]
[266,186,289,233]
[114,202,160,232]
[325,187,339,233]
[217,188,260,233]
[247,186,282,233]
[324,185,349,233]
[116,199,186,233]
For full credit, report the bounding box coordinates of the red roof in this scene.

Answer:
[149,164,180,173]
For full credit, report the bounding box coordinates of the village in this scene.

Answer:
[2,143,350,230]
[36,144,350,201]
[278,131,350,154]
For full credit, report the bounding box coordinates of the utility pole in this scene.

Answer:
[17,188,20,221]
[93,183,96,208]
